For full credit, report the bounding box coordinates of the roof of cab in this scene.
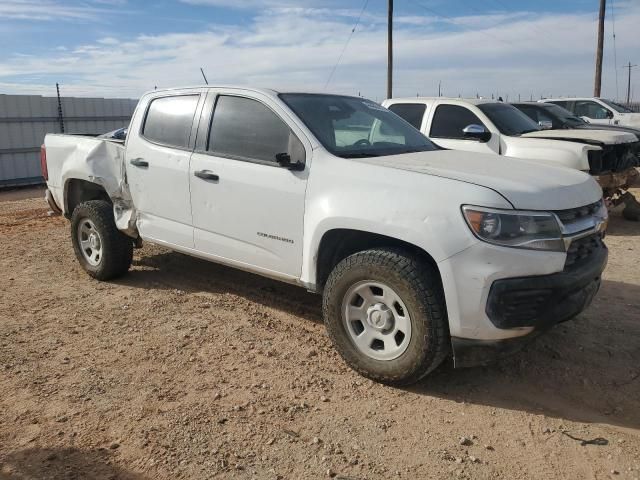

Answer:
[142,85,281,98]
[540,97,606,102]
[141,86,363,100]
[385,97,500,106]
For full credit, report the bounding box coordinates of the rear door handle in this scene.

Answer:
[194,170,219,181]
[130,158,149,167]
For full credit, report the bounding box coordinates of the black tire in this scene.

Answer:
[70,200,133,280]
[322,248,449,386]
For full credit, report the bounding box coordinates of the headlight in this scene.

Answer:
[462,206,564,251]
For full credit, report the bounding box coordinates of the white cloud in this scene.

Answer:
[0,0,113,21]
[1,3,638,101]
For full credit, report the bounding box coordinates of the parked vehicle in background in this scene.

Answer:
[512,101,640,220]
[540,98,640,128]
[42,87,608,385]
[512,102,640,139]
[383,97,639,217]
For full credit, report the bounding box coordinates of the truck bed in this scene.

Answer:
[44,134,135,233]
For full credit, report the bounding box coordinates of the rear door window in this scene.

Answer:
[142,95,199,148]
[388,103,426,130]
[429,104,485,139]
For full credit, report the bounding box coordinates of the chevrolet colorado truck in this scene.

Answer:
[383,98,639,199]
[43,87,608,385]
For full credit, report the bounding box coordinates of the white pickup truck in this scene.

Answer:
[43,87,608,385]
[540,97,640,128]
[382,97,639,201]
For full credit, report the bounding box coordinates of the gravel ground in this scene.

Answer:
[0,188,639,480]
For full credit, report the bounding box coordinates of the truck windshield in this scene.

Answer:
[600,99,634,113]
[478,103,541,136]
[280,93,437,158]
[541,104,587,127]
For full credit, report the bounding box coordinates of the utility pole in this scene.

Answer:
[624,62,638,103]
[438,81,441,97]
[387,0,393,100]
[594,0,606,97]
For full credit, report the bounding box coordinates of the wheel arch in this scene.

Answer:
[314,228,442,293]
[64,178,112,217]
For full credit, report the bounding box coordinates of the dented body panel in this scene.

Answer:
[45,134,137,235]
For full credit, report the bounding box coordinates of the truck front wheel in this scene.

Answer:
[322,248,449,386]
[70,200,133,280]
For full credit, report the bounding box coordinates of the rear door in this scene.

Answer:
[126,90,204,248]
[426,103,500,154]
[188,90,310,280]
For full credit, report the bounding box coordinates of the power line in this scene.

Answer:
[324,0,370,90]
[480,0,576,50]
[610,0,619,100]
[407,0,517,47]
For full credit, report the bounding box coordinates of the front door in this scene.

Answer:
[426,103,500,154]
[189,91,309,280]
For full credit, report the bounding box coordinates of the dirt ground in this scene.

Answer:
[0,187,639,480]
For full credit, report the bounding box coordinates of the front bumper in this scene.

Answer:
[451,244,607,368]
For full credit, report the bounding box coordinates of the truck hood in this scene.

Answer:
[521,128,636,145]
[357,150,601,211]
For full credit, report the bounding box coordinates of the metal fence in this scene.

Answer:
[0,94,137,188]
[623,102,640,113]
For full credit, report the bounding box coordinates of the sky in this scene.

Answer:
[0,0,638,101]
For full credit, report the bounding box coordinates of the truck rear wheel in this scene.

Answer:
[71,200,133,280]
[322,248,449,386]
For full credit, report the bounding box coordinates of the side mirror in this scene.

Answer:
[538,120,553,130]
[275,153,305,171]
[606,110,614,119]
[462,124,491,142]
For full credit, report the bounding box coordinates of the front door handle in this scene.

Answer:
[194,170,219,181]
[130,158,149,167]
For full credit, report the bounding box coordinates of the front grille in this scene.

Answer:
[591,142,640,174]
[565,233,606,268]
[554,200,602,223]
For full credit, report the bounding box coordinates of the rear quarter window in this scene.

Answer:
[142,95,199,148]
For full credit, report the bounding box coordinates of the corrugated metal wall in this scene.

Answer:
[0,94,137,188]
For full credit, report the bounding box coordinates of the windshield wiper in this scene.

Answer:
[519,129,540,135]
